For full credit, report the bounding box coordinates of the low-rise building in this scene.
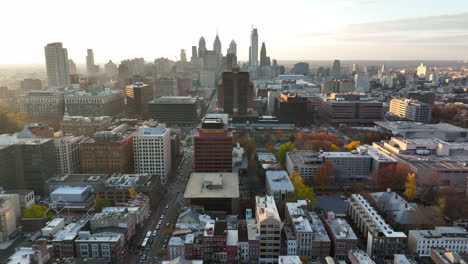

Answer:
[257,152,280,170]
[184,172,239,214]
[286,200,331,261]
[393,254,418,264]
[52,219,89,258]
[0,198,17,243]
[50,186,94,210]
[319,93,383,125]
[278,256,302,264]
[347,249,375,264]
[368,190,419,226]
[266,171,295,205]
[6,240,51,264]
[90,211,134,242]
[64,89,124,117]
[42,218,66,237]
[389,98,432,123]
[374,121,468,142]
[373,137,468,193]
[61,115,113,137]
[430,248,468,264]
[348,194,407,259]
[74,231,124,264]
[323,215,358,260]
[408,226,468,257]
[168,236,185,260]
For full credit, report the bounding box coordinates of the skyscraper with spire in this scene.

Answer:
[250,28,259,68]
[227,40,237,56]
[213,33,222,55]
[260,42,270,67]
[198,37,206,58]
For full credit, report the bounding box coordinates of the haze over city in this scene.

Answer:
[1,0,468,64]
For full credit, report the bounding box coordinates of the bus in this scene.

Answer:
[141,231,153,248]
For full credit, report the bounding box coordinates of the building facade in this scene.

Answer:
[389,99,432,123]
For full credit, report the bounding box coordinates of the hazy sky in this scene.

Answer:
[1,0,468,64]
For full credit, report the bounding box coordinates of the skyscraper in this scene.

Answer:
[198,37,206,57]
[86,49,99,77]
[191,46,198,60]
[213,33,222,55]
[218,68,254,116]
[134,121,171,183]
[260,42,269,67]
[104,60,118,78]
[44,42,70,89]
[332,59,341,78]
[68,59,77,74]
[180,49,187,63]
[250,28,259,68]
[227,40,237,55]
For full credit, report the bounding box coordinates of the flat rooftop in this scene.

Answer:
[324,218,357,240]
[184,172,239,199]
[150,96,197,104]
[266,171,294,192]
[51,186,89,195]
[286,200,330,242]
[375,121,467,133]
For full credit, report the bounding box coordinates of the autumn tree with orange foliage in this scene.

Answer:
[376,162,412,191]
[295,131,344,151]
[345,141,360,151]
[403,173,417,201]
[315,161,335,190]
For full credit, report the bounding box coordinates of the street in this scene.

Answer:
[125,150,193,264]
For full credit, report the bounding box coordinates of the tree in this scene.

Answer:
[351,182,365,193]
[22,204,53,219]
[265,144,275,153]
[345,141,360,151]
[94,194,112,213]
[275,141,296,166]
[377,163,411,191]
[289,171,316,206]
[403,173,417,201]
[128,188,137,197]
[158,248,168,258]
[299,255,309,263]
[315,161,334,191]
[246,137,257,160]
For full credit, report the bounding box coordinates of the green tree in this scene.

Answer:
[94,194,112,213]
[289,171,316,206]
[403,173,417,201]
[275,141,296,166]
[22,204,53,219]
[351,182,365,193]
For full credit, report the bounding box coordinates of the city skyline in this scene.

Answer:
[1,0,468,64]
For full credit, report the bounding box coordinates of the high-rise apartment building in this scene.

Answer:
[125,82,154,119]
[256,196,281,264]
[218,69,254,116]
[54,135,84,176]
[389,98,432,123]
[274,92,316,126]
[148,96,198,127]
[354,73,370,92]
[0,198,17,243]
[194,114,232,172]
[250,29,259,68]
[79,124,137,175]
[332,60,341,78]
[44,42,70,89]
[133,121,171,183]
